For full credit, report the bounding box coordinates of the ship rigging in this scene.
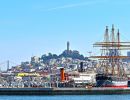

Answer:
[91,25,130,88]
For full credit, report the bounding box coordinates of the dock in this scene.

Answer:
[0,87,130,95]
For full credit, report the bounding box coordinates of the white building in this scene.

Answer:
[72,73,96,85]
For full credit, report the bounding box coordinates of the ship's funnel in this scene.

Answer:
[79,62,84,72]
[60,68,65,82]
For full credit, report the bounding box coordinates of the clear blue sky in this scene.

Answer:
[0,0,130,66]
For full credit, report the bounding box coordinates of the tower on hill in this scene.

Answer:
[67,41,70,53]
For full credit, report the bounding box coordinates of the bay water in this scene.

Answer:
[0,95,130,100]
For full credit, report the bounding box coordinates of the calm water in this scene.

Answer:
[0,95,130,100]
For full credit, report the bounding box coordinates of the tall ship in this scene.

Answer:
[91,25,130,88]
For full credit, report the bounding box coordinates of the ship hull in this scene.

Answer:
[96,74,128,88]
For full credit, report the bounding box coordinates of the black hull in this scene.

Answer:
[96,74,128,87]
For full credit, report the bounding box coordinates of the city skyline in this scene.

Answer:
[0,0,130,66]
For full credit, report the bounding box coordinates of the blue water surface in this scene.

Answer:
[0,95,130,100]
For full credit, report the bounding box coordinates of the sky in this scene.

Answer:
[0,0,130,68]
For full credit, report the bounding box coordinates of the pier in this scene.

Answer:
[0,87,130,95]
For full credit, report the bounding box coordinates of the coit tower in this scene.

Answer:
[67,41,70,53]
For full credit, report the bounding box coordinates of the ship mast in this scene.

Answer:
[103,26,109,74]
[91,25,130,76]
[117,29,120,76]
[111,25,115,75]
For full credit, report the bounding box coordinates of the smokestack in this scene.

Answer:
[80,62,84,72]
[60,68,65,82]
